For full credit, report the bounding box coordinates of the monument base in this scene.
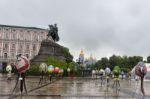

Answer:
[30,39,66,65]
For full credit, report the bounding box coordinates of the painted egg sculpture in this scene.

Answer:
[54,67,59,74]
[39,63,48,73]
[105,67,111,75]
[16,55,30,74]
[6,65,12,73]
[48,65,54,74]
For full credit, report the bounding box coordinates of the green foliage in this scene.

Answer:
[46,56,77,76]
[147,56,150,63]
[46,57,67,69]
[63,47,73,63]
[27,47,75,76]
[93,57,109,70]
[94,55,143,73]
[68,62,76,71]
[26,65,40,76]
[121,68,130,73]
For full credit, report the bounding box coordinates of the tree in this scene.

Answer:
[109,55,118,69]
[63,47,73,64]
[94,55,143,72]
[100,57,109,69]
[128,56,143,69]
[147,56,150,63]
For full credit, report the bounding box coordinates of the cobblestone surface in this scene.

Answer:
[0,75,150,99]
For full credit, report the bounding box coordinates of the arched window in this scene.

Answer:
[12,44,15,49]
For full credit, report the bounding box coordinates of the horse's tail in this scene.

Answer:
[141,77,145,96]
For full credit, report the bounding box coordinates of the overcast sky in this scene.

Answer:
[1,0,150,60]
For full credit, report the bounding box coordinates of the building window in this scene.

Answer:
[26,45,30,51]
[12,33,16,39]
[34,35,38,41]
[18,44,23,52]
[12,44,16,49]
[26,54,29,58]
[33,44,36,50]
[4,53,7,59]
[20,45,23,49]
[26,33,31,41]
[3,43,8,50]
[19,33,24,40]
[4,32,9,39]
[11,53,15,58]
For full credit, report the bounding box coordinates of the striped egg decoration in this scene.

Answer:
[39,63,48,73]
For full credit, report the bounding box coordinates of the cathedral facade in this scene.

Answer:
[77,50,97,68]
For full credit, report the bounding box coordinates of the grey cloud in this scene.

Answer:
[1,0,150,59]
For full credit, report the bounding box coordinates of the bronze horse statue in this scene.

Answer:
[133,62,147,96]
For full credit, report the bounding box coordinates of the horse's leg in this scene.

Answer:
[141,77,145,96]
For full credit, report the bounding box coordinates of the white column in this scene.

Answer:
[8,31,11,59]
[16,30,18,55]
[8,41,11,60]
[0,28,2,57]
[45,31,47,39]
[1,28,4,58]
[23,30,25,55]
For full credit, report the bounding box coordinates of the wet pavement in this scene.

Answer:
[0,74,150,99]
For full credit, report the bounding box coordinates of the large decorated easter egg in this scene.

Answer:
[105,67,111,75]
[48,65,54,74]
[54,67,59,74]
[6,65,12,73]
[39,63,48,73]
[15,55,30,74]
[113,66,121,76]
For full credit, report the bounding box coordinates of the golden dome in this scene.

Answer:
[79,50,84,57]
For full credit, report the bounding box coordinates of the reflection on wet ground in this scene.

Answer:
[0,75,150,99]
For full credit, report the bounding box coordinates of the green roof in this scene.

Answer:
[0,24,46,30]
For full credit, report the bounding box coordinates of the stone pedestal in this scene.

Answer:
[30,40,66,65]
